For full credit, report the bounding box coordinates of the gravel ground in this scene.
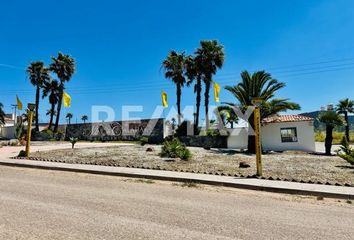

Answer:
[31,144,354,185]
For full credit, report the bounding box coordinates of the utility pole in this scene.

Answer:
[11,104,18,125]
[252,98,263,176]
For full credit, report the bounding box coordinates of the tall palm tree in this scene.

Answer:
[50,52,75,133]
[261,98,300,119]
[336,98,354,142]
[186,55,202,132]
[81,115,88,123]
[46,109,57,127]
[42,80,60,130]
[66,113,73,125]
[224,70,300,153]
[319,111,343,155]
[162,51,187,125]
[27,61,51,131]
[195,40,224,130]
[0,103,5,125]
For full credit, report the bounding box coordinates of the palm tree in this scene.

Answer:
[224,70,300,153]
[162,51,187,125]
[66,113,73,125]
[195,40,224,130]
[261,98,300,119]
[50,52,75,132]
[42,80,60,130]
[319,111,343,155]
[186,55,203,132]
[27,61,51,131]
[81,115,88,123]
[336,98,354,142]
[0,103,5,125]
[217,105,239,128]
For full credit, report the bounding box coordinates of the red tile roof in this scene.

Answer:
[262,115,313,124]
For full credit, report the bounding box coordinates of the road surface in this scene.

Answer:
[0,166,353,240]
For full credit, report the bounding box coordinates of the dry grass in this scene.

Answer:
[31,144,354,185]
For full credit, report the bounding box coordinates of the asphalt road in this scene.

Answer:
[0,166,353,240]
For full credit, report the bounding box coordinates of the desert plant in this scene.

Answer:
[139,136,149,146]
[14,121,25,140]
[160,137,192,160]
[337,136,354,165]
[69,137,78,149]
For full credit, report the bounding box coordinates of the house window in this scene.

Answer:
[280,128,298,142]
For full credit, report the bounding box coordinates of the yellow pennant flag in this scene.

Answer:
[16,95,23,110]
[63,91,71,108]
[213,81,220,103]
[161,91,168,108]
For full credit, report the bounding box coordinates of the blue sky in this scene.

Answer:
[1,0,354,123]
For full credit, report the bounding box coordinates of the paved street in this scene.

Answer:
[0,166,353,240]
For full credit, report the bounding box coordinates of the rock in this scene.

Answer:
[146,147,154,152]
[239,161,250,168]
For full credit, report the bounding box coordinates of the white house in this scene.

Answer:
[261,115,315,152]
[227,115,316,152]
[0,114,16,139]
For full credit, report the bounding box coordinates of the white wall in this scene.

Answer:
[227,127,248,149]
[261,121,315,152]
[226,121,315,152]
[0,126,16,139]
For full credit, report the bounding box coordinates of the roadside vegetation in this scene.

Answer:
[160,137,192,160]
[315,131,354,144]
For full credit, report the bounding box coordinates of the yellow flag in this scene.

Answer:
[213,81,220,103]
[161,91,168,108]
[16,95,23,110]
[63,91,71,108]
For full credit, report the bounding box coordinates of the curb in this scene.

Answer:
[1,160,353,200]
[10,156,354,188]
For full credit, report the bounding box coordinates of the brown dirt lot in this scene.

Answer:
[30,144,354,185]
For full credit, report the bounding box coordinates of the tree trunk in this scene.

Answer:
[48,103,55,130]
[325,125,333,156]
[247,112,256,154]
[195,78,201,134]
[176,84,182,126]
[35,86,40,131]
[204,80,211,130]
[54,84,64,133]
[344,112,350,142]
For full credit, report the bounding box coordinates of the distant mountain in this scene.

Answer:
[300,111,354,130]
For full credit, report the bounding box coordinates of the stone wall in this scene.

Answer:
[179,136,228,148]
[65,118,164,143]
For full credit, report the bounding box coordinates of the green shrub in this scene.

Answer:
[139,136,149,146]
[69,137,78,149]
[315,131,354,144]
[160,137,192,160]
[337,136,354,165]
